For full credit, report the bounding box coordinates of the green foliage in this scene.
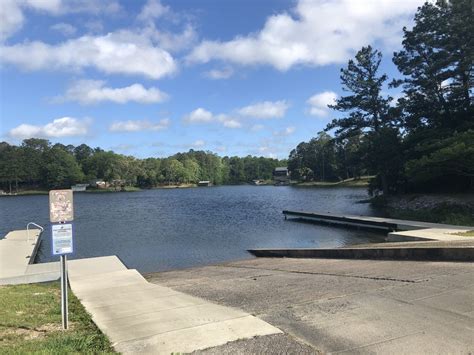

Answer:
[404,130,474,190]
[387,203,474,226]
[290,1,473,195]
[0,140,285,191]
[43,146,85,189]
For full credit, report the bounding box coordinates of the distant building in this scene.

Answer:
[90,180,109,189]
[273,167,289,184]
[71,184,89,192]
[197,180,212,187]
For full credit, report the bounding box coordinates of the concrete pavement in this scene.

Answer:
[146,257,474,354]
[67,256,282,354]
[388,227,473,242]
[0,229,59,285]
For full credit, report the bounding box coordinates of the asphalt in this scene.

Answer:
[146,257,474,354]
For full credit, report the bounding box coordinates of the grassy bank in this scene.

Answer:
[0,282,115,353]
[371,196,474,226]
[293,176,372,188]
[453,230,474,237]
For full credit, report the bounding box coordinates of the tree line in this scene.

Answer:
[0,138,286,192]
[288,0,473,194]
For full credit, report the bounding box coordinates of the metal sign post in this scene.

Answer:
[60,250,68,329]
[49,190,74,330]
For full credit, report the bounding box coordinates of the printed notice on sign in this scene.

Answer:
[52,224,73,255]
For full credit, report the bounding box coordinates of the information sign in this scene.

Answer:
[52,223,73,255]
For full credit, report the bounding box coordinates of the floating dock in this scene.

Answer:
[250,210,474,261]
[0,228,60,285]
[283,210,472,233]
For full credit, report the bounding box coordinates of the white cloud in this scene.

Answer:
[187,0,423,70]
[238,100,289,119]
[250,124,264,132]
[0,30,177,79]
[59,80,169,105]
[138,0,170,22]
[216,114,242,128]
[109,119,170,132]
[307,91,337,117]
[192,139,205,148]
[184,108,214,123]
[147,25,197,53]
[0,0,61,41]
[274,126,296,136]
[9,117,89,139]
[0,0,121,42]
[184,109,242,129]
[50,22,77,36]
[204,67,234,80]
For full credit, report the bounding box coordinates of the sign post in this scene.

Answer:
[49,189,74,330]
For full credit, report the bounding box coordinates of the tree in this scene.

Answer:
[326,46,401,194]
[42,146,84,188]
[392,0,473,133]
[392,0,473,191]
[0,143,25,193]
[21,138,50,187]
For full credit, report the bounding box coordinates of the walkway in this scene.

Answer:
[0,229,59,285]
[147,257,474,354]
[67,256,281,354]
[283,210,473,243]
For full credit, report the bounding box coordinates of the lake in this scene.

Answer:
[0,186,386,273]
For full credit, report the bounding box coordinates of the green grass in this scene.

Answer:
[0,282,116,354]
[293,176,372,188]
[386,203,474,226]
[453,230,474,237]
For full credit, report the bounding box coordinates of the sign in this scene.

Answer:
[49,189,74,222]
[52,223,73,255]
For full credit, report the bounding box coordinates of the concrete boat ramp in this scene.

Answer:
[67,256,281,354]
[0,229,281,353]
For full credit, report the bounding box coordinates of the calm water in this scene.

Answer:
[0,186,385,273]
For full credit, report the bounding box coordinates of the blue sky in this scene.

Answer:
[0,0,424,159]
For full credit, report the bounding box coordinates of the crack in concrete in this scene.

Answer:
[219,265,428,283]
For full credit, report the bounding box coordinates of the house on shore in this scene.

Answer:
[273,167,289,185]
[71,184,89,192]
[197,180,212,187]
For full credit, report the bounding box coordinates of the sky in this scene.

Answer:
[0,0,425,159]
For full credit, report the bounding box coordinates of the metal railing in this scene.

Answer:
[27,222,44,242]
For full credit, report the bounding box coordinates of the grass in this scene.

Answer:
[0,282,116,354]
[384,203,474,226]
[453,230,474,237]
[293,176,372,188]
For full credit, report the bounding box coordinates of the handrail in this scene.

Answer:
[27,222,44,243]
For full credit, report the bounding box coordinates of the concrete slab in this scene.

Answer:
[67,255,127,278]
[88,293,208,323]
[70,269,147,294]
[114,315,282,354]
[77,284,180,308]
[147,257,474,354]
[0,229,42,281]
[99,303,250,343]
[388,228,472,242]
[67,256,281,354]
